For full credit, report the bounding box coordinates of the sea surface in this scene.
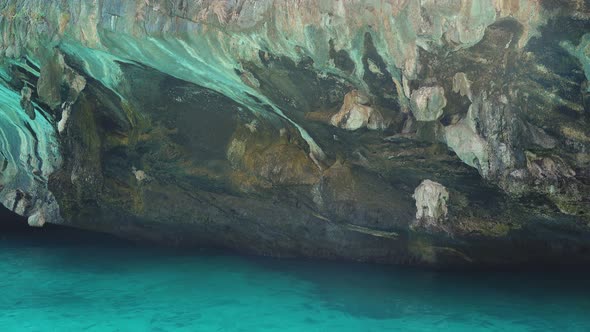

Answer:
[1,226,589,332]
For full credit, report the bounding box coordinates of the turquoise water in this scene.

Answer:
[1,230,590,331]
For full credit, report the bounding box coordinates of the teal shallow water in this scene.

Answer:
[1,231,590,332]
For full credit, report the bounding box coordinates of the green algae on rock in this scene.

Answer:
[0,0,589,267]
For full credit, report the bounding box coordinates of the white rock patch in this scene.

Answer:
[410,86,447,121]
[412,180,449,223]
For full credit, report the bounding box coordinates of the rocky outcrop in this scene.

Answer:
[410,86,447,122]
[444,106,490,175]
[330,90,385,131]
[0,1,588,267]
[412,180,449,230]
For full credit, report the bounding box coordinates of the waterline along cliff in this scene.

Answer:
[0,0,589,266]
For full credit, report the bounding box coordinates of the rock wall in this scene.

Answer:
[0,0,588,266]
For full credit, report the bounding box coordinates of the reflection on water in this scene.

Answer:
[0,224,589,332]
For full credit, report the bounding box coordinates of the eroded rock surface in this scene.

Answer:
[330,90,385,130]
[412,180,449,230]
[0,0,588,267]
[410,86,447,122]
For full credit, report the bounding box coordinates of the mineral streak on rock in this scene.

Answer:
[0,0,588,266]
[19,86,35,120]
[452,73,473,102]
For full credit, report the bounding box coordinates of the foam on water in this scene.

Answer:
[0,229,589,332]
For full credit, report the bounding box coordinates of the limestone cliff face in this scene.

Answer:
[0,0,589,266]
